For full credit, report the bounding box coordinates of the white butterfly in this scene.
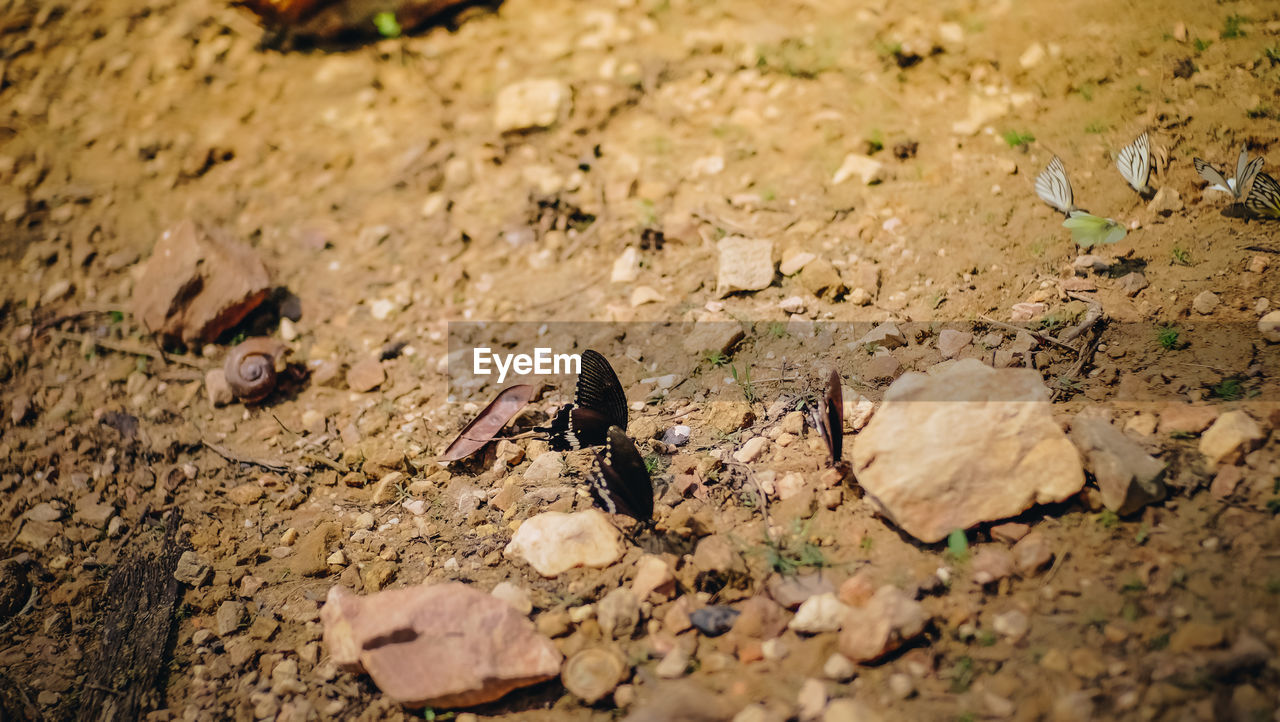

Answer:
[1194,145,1264,200]
[1116,131,1154,196]
[1246,171,1280,219]
[1035,156,1078,216]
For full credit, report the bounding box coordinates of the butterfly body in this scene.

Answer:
[588,426,654,521]
[1063,210,1127,248]
[543,349,628,450]
[810,369,845,469]
[1246,172,1280,219]
[1195,145,1264,202]
[1116,131,1155,198]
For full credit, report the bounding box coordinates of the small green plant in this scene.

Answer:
[1210,377,1244,401]
[1002,129,1035,148]
[1169,430,1196,440]
[1265,45,1280,65]
[422,709,455,721]
[644,454,669,476]
[1096,509,1120,529]
[1157,326,1180,350]
[1220,14,1247,39]
[1148,633,1171,650]
[1171,245,1191,265]
[373,11,401,38]
[108,310,124,323]
[1266,497,1280,515]
[730,363,757,403]
[866,128,885,154]
[756,37,837,78]
[767,321,787,339]
[958,714,977,722]
[948,656,976,693]
[859,535,874,552]
[759,521,828,575]
[976,630,997,647]
[229,331,247,346]
[946,529,969,561]
[1135,522,1150,545]
[1265,578,1280,594]
[1193,37,1212,52]
[702,349,729,367]
[1084,120,1108,134]
[1120,576,1147,593]
[1121,601,1141,622]
[1246,105,1272,120]
[635,198,659,225]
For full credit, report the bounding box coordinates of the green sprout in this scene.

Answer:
[1220,14,1247,39]
[1002,130,1035,148]
[946,529,969,561]
[1157,326,1180,350]
[373,11,401,38]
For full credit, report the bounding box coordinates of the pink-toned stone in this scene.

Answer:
[132,220,271,347]
[1210,466,1245,499]
[1157,404,1219,435]
[990,522,1030,543]
[346,357,386,393]
[971,546,1015,585]
[321,582,561,708]
[632,554,676,601]
[1011,531,1053,575]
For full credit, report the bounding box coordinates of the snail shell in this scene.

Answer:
[224,338,288,403]
[561,647,628,704]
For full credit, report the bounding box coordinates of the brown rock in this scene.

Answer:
[838,585,927,663]
[798,259,846,299]
[990,522,1029,543]
[1011,531,1053,575]
[971,546,1015,585]
[132,220,271,346]
[205,369,234,407]
[292,522,339,577]
[321,582,562,708]
[764,572,835,610]
[227,482,265,505]
[705,401,755,434]
[1157,404,1218,435]
[1070,411,1166,515]
[730,596,790,641]
[347,357,386,393]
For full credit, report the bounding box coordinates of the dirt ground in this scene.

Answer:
[3,0,1280,719]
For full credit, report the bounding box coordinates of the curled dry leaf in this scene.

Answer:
[225,337,289,403]
[561,647,628,704]
[438,385,535,462]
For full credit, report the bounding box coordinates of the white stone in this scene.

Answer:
[733,437,770,463]
[789,593,850,635]
[779,296,806,314]
[823,653,857,682]
[1192,290,1219,315]
[494,79,568,133]
[832,153,885,185]
[504,510,625,577]
[490,581,533,615]
[850,359,1085,543]
[1199,411,1265,466]
[630,286,665,307]
[1019,42,1046,69]
[611,247,640,283]
[1259,310,1280,342]
[780,249,816,276]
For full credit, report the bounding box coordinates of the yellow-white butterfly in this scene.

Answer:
[1246,171,1280,219]
[1195,145,1264,201]
[1035,156,1079,216]
[1116,131,1154,196]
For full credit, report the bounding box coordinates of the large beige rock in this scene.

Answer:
[504,510,625,577]
[321,582,561,708]
[715,236,774,297]
[851,359,1084,543]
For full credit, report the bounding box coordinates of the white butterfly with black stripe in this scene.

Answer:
[1246,171,1280,219]
[1035,156,1081,216]
[1116,131,1155,197]
[1195,144,1264,201]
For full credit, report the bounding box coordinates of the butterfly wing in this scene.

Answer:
[822,369,843,465]
[1246,172,1280,219]
[544,350,628,450]
[1195,157,1234,196]
[1238,156,1265,199]
[588,426,654,521]
[1035,156,1075,215]
[576,349,628,430]
[1116,132,1151,193]
[1064,212,1126,248]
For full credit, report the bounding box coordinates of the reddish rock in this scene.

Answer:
[346,357,386,393]
[132,220,271,347]
[1011,531,1053,575]
[837,585,927,663]
[1156,404,1219,435]
[990,522,1030,543]
[971,546,1015,585]
[322,582,561,708]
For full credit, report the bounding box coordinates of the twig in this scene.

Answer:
[202,439,289,472]
[140,319,170,369]
[301,452,349,474]
[0,586,36,633]
[51,330,203,368]
[1057,293,1103,344]
[978,315,1079,354]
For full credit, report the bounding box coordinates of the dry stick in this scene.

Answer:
[202,439,290,473]
[978,315,1080,354]
[302,452,349,475]
[722,459,774,541]
[52,330,203,368]
[139,319,170,369]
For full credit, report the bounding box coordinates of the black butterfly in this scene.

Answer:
[588,426,654,522]
[810,369,843,466]
[544,349,628,450]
